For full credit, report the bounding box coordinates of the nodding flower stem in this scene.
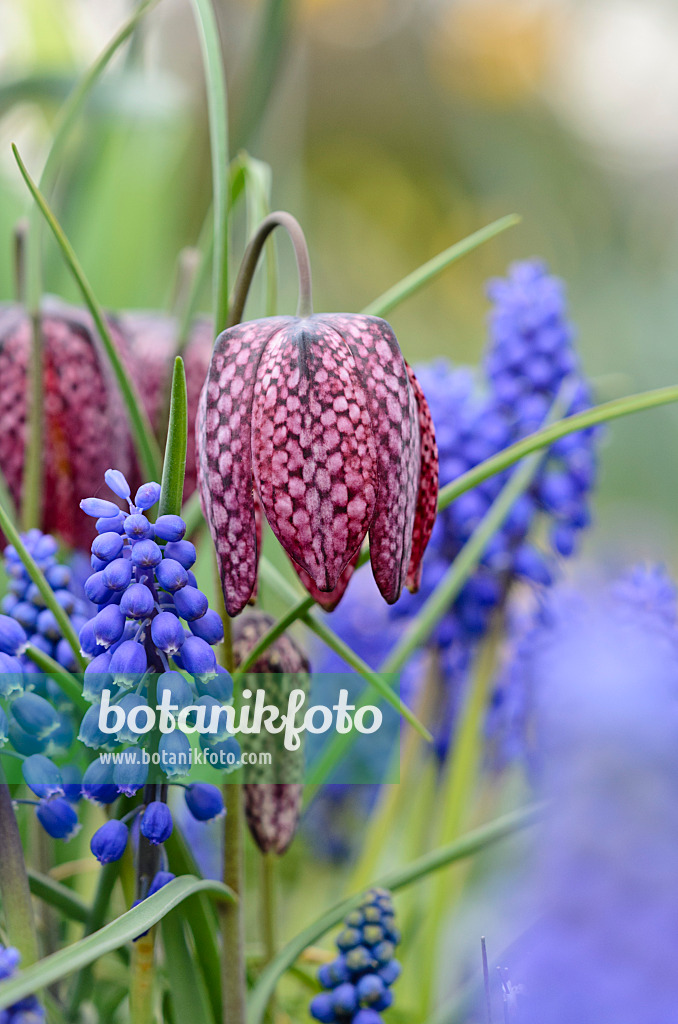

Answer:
[227,211,313,327]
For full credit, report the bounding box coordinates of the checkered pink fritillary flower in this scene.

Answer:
[197,313,438,615]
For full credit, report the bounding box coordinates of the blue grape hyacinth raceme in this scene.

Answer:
[0,944,44,1022]
[490,565,678,1024]
[315,260,599,766]
[309,889,401,1024]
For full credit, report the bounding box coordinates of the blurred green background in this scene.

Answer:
[1,0,677,569]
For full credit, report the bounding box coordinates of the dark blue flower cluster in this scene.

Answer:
[0,944,44,1023]
[316,259,599,763]
[1,529,91,673]
[310,889,401,1024]
[0,531,90,768]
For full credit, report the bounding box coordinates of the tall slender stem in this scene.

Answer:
[221,784,247,1024]
[0,764,38,965]
[228,212,313,327]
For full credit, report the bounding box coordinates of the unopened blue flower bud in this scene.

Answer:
[113,747,148,795]
[118,582,152,620]
[22,754,63,798]
[60,764,82,803]
[135,482,161,510]
[180,636,217,679]
[132,540,162,568]
[151,612,185,655]
[12,602,38,631]
[173,586,208,622]
[105,469,131,499]
[109,640,147,688]
[78,705,118,752]
[102,558,133,592]
[124,514,153,540]
[153,515,186,542]
[356,975,386,1007]
[0,946,20,980]
[36,797,80,840]
[378,960,401,986]
[84,571,114,605]
[140,801,173,844]
[195,667,232,702]
[0,614,27,655]
[309,994,335,1023]
[12,693,59,739]
[92,532,124,563]
[81,759,119,804]
[148,870,175,897]
[332,984,358,1016]
[79,619,103,657]
[55,638,78,671]
[54,589,76,615]
[80,497,121,518]
[114,693,150,744]
[8,719,46,756]
[353,1010,383,1024]
[157,671,193,710]
[0,652,23,698]
[91,605,125,648]
[189,609,223,646]
[155,558,188,592]
[159,730,191,777]
[184,783,225,821]
[163,540,196,569]
[91,819,129,863]
[96,511,126,535]
[36,609,60,642]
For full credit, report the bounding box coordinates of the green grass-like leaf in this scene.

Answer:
[0,876,235,1010]
[12,145,163,484]
[246,805,540,1024]
[361,215,520,318]
[189,0,230,330]
[27,870,89,924]
[159,357,188,518]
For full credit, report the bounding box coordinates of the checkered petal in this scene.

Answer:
[251,318,378,594]
[405,363,439,592]
[324,314,420,604]
[197,318,289,616]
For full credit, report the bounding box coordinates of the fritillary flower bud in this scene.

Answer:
[233,612,309,855]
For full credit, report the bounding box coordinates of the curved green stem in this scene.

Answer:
[228,212,313,327]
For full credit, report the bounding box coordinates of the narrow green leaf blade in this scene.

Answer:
[361,215,520,319]
[0,876,234,1010]
[159,357,188,518]
[11,145,163,483]
[189,0,230,330]
[246,805,540,1024]
[161,915,216,1024]
[27,870,89,924]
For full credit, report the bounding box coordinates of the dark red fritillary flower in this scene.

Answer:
[197,313,438,615]
[233,611,309,856]
[119,312,212,499]
[0,299,131,547]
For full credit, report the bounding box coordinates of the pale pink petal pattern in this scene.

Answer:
[251,319,378,593]
[405,363,439,592]
[197,318,288,615]
[325,314,420,604]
